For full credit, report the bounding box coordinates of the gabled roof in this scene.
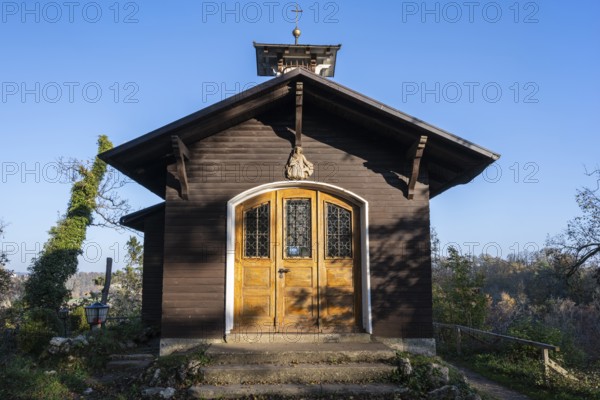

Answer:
[99,68,499,198]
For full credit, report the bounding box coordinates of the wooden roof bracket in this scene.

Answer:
[171,135,191,200]
[407,135,428,200]
[295,81,303,147]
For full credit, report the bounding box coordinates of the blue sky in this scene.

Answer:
[0,1,598,272]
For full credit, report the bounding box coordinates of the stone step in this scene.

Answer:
[105,359,153,370]
[108,353,155,361]
[201,363,397,385]
[189,383,409,399]
[106,353,155,370]
[133,346,160,355]
[224,332,372,344]
[206,342,397,365]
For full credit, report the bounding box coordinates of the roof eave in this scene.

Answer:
[120,203,165,231]
[429,158,498,198]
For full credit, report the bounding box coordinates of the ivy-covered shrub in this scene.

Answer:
[23,136,113,311]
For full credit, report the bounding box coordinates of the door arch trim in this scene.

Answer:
[226,181,372,335]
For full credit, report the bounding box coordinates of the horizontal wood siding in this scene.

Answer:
[162,103,432,339]
[142,209,165,326]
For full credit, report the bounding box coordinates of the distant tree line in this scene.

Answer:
[432,168,600,366]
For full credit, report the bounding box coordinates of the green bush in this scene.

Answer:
[112,317,144,338]
[508,318,562,349]
[69,306,88,334]
[80,318,146,370]
[506,318,585,366]
[16,308,61,355]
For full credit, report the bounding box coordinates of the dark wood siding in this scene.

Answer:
[142,209,165,325]
[161,103,432,339]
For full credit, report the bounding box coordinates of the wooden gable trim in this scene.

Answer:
[101,69,498,165]
[407,135,428,200]
[171,135,191,200]
[100,69,499,200]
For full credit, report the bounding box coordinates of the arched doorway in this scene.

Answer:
[232,188,363,333]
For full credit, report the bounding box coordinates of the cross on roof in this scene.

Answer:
[292,3,303,27]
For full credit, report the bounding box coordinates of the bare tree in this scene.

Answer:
[549,168,600,282]
[56,156,133,231]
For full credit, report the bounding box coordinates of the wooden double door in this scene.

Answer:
[234,189,361,333]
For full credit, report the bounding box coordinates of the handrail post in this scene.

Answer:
[542,348,549,384]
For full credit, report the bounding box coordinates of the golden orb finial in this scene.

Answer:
[293,27,301,44]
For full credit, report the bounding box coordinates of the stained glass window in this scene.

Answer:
[244,203,270,258]
[326,203,352,258]
[285,199,312,258]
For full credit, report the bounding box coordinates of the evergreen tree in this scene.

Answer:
[433,247,488,328]
[108,236,143,317]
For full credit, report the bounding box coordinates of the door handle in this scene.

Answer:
[278,268,291,278]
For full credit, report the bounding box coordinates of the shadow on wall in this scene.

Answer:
[261,104,413,197]
[369,210,432,338]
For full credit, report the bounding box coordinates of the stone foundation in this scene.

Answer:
[160,336,436,357]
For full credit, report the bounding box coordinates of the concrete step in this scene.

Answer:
[189,383,409,399]
[225,332,372,344]
[201,362,397,385]
[106,353,155,370]
[108,353,155,361]
[105,359,153,370]
[206,342,397,365]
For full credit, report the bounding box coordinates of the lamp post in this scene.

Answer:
[58,307,70,336]
[84,302,110,331]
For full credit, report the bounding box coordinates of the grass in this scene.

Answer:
[0,318,156,400]
[0,353,89,400]
[443,351,600,400]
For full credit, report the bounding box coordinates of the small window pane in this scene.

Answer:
[285,199,312,258]
[244,203,270,258]
[326,203,352,258]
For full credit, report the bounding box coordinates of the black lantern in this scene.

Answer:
[84,302,109,330]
